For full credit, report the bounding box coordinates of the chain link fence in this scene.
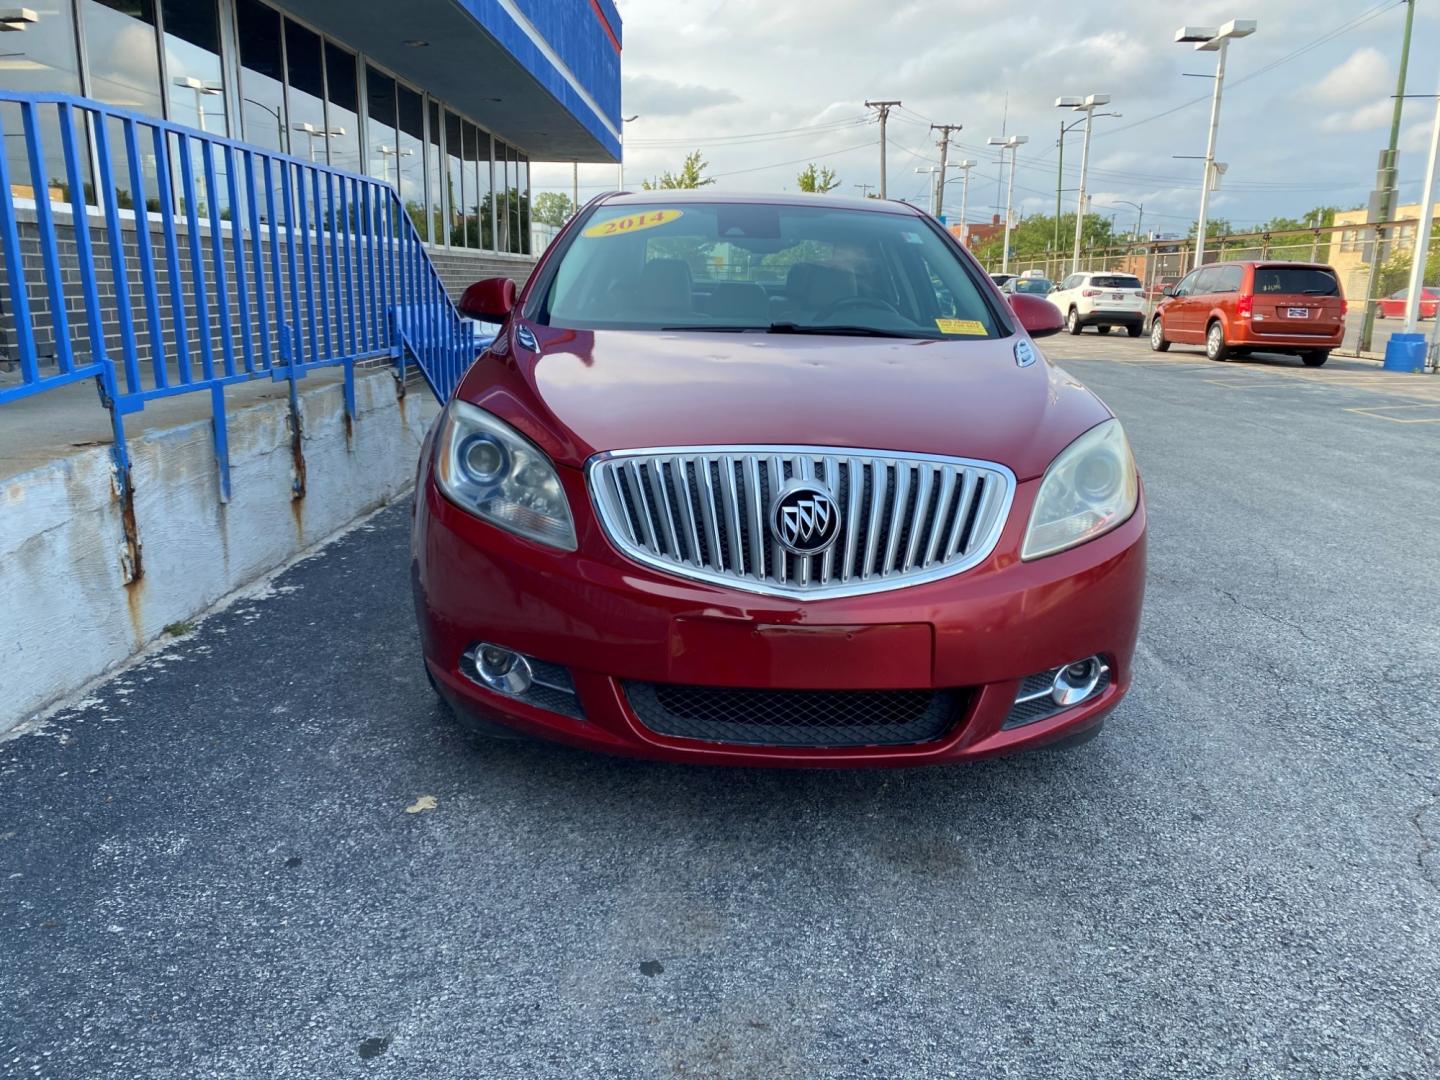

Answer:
[987,219,1440,364]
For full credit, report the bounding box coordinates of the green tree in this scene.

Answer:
[533,191,575,228]
[972,212,1118,270]
[1376,228,1440,296]
[642,150,715,190]
[796,163,841,193]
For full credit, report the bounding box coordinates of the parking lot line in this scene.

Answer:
[1344,404,1440,424]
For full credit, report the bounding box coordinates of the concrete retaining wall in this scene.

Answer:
[0,367,438,733]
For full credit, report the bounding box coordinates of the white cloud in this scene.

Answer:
[1320,99,1394,134]
[1311,47,1390,107]
[622,74,740,117]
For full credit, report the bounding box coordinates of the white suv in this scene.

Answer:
[1048,272,1146,336]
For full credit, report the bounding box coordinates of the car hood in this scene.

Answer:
[457,323,1114,481]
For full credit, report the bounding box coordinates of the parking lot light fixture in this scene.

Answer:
[1056,94,1112,276]
[987,135,1028,274]
[1175,18,1257,271]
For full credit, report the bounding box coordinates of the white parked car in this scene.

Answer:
[1047,272,1146,336]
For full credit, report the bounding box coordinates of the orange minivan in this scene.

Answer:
[1149,261,1346,366]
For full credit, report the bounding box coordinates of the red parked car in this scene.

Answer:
[1377,287,1439,320]
[1149,261,1346,366]
[413,192,1146,767]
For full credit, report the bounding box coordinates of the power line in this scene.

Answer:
[707,137,876,180]
[627,116,870,149]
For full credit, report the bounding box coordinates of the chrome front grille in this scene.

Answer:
[587,446,1015,599]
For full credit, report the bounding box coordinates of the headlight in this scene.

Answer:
[1021,419,1137,560]
[434,400,576,551]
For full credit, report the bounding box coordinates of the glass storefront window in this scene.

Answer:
[517,152,530,255]
[323,42,361,174]
[463,121,484,250]
[162,0,225,135]
[364,64,397,184]
[82,0,163,212]
[82,0,163,117]
[284,19,327,164]
[0,2,83,204]
[425,99,443,245]
[235,0,286,154]
[494,138,509,253]
[396,83,424,237]
[445,109,464,247]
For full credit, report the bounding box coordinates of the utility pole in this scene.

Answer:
[1175,20,1257,271]
[572,162,578,214]
[931,122,962,218]
[1055,120,1065,255]
[865,100,901,198]
[1360,0,1416,351]
[854,182,875,198]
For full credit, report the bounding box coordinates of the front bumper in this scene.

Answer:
[413,464,1146,768]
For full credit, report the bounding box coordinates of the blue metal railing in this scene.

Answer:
[0,90,479,504]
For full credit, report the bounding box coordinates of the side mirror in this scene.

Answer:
[1162,286,1177,298]
[458,277,516,321]
[1008,293,1064,339]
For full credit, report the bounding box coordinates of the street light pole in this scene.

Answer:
[618,115,638,189]
[1056,95,1111,276]
[1176,19,1256,270]
[954,160,976,244]
[987,135,1028,274]
[1402,85,1439,336]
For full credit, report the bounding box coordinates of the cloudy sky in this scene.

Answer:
[534,0,1440,235]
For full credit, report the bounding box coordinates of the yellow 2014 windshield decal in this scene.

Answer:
[936,318,986,335]
[583,209,684,238]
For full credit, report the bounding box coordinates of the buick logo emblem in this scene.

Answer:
[771,482,841,556]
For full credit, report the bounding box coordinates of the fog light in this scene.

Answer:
[472,643,533,695]
[1051,657,1104,706]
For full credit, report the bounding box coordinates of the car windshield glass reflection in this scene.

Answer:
[534,201,999,339]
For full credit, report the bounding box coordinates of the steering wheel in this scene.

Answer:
[813,295,902,322]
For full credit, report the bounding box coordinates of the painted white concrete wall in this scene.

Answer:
[1,369,438,733]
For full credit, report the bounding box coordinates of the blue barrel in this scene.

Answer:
[1382,332,1428,373]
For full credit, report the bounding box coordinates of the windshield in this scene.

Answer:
[1254,267,1338,296]
[1011,277,1051,294]
[533,201,1001,339]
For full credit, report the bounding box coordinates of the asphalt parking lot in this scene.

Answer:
[3,335,1439,1079]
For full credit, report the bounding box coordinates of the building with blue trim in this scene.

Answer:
[1,0,621,286]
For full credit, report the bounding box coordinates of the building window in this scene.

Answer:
[235,0,286,153]
[396,82,424,236]
[82,0,163,117]
[524,152,535,256]
[0,2,82,204]
[494,137,509,252]
[163,0,226,135]
[425,99,443,245]
[364,63,396,183]
[445,109,463,247]
[323,41,361,174]
[284,19,327,163]
[465,121,490,250]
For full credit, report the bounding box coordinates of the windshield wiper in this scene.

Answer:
[766,322,919,339]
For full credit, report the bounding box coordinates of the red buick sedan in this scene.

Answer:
[412,192,1146,767]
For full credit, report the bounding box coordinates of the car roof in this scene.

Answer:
[598,190,924,216]
[1197,260,1337,271]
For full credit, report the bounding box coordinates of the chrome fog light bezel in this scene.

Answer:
[470,643,534,695]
